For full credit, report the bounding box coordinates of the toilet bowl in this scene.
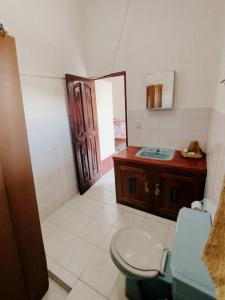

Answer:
[110,227,168,280]
[110,209,216,300]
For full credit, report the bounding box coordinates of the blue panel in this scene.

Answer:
[171,208,215,298]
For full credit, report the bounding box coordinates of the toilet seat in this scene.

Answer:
[110,228,168,279]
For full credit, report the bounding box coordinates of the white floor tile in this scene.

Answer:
[46,206,74,226]
[66,280,106,300]
[78,219,112,246]
[97,191,117,206]
[108,202,126,210]
[61,211,92,236]
[41,220,58,241]
[123,206,147,217]
[95,205,123,225]
[86,186,113,202]
[109,273,128,300]
[42,278,68,300]
[57,236,98,276]
[100,226,118,252]
[47,256,78,288]
[114,211,144,229]
[144,213,171,225]
[66,196,88,211]
[77,199,104,217]
[81,249,119,298]
[44,228,74,260]
[140,218,170,243]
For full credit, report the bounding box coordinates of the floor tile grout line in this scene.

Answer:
[46,233,114,282]
[49,246,117,299]
[43,206,173,253]
[53,196,172,226]
[44,213,115,251]
[47,245,118,298]
[78,278,110,299]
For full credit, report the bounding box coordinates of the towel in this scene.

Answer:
[202,175,225,299]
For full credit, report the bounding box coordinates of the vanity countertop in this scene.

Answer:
[113,146,207,173]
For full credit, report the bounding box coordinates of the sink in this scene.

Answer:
[136,147,175,160]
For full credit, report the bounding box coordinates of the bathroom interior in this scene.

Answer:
[1,0,225,299]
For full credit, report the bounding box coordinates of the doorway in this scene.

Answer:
[65,71,128,194]
[94,71,128,175]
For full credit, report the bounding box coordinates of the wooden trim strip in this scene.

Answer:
[101,154,114,175]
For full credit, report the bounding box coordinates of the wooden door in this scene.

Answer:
[65,74,101,194]
[0,164,28,300]
[155,172,195,219]
[0,34,48,299]
[115,164,151,210]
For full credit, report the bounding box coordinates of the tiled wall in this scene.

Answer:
[21,76,78,220]
[205,109,225,204]
[127,107,210,151]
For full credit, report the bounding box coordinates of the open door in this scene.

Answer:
[65,74,101,194]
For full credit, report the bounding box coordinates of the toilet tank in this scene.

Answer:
[171,208,216,300]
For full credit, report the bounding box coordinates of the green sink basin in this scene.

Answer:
[136,147,175,160]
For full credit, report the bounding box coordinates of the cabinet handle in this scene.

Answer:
[155,183,160,196]
[144,181,149,193]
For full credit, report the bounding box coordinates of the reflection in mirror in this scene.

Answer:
[146,71,175,110]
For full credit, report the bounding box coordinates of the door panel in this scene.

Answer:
[88,136,99,177]
[84,83,95,130]
[76,140,91,186]
[66,74,101,194]
[73,82,86,137]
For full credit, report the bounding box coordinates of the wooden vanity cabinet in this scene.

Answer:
[113,147,207,220]
[116,164,152,211]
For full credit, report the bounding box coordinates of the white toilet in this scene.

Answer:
[110,208,216,300]
[110,227,168,280]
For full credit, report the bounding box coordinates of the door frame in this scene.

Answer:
[94,71,128,147]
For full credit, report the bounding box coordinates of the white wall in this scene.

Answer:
[95,80,115,160]
[81,0,225,150]
[1,0,225,215]
[1,0,86,77]
[1,0,86,219]
[105,76,125,121]
[205,29,225,205]
[21,77,78,219]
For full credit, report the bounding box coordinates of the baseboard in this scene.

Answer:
[115,138,126,143]
[101,154,114,175]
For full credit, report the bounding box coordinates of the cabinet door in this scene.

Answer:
[155,173,194,219]
[116,165,150,210]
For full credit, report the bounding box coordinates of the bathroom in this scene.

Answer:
[0,0,225,299]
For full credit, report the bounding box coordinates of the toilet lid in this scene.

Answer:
[114,228,167,272]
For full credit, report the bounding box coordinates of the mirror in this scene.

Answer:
[146,71,175,110]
